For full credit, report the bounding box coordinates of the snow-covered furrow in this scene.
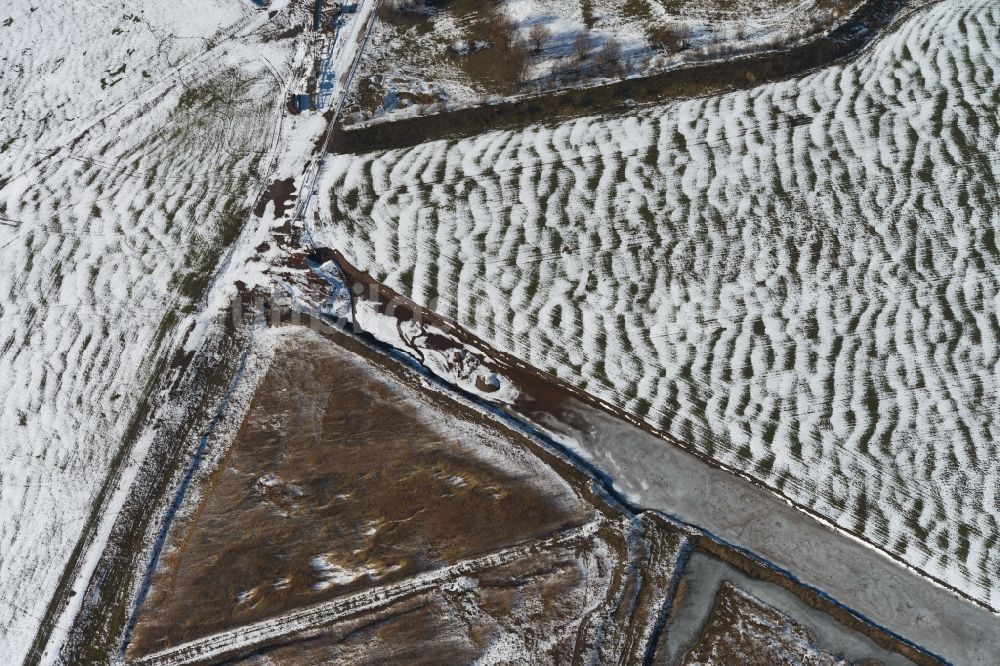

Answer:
[0,1,297,659]
[318,0,1000,607]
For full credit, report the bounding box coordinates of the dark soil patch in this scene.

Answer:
[680,582,848,665]
[253,177,296,218]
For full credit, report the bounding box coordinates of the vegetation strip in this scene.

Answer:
[328,0,915,154]
[54,309,257,665]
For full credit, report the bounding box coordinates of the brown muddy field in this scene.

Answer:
[678,582,856,666]
[125,317,934,665]
[225,517,680,665]
[127,324,602,656]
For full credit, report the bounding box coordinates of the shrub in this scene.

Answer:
[487,11,529,93]
[650,24,688,53]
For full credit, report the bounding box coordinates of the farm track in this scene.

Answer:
[132,521,605,666]
[23,2,380,663]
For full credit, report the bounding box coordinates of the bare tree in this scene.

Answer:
[487,11,518,52]
[596,37,623,76]
[571,30,593,63]
[581,0,595,29]
[506,38,529,92]
[486,10,529,93]
[528,23,550,54]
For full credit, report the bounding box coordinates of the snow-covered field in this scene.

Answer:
[343,0,863,125]
[0,0,302,659]
[318,0,1000,608]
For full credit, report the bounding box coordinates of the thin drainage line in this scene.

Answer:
[118,319,259,660]
[642,539,694,666]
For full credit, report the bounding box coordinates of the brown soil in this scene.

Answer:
[681,581,851,665]
[117,301,939,664]
[229,529,623,664]
[252,177,296,218]
[692,536,940,666]
[126,325,599,657]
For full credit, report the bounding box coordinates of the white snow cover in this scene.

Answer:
[0,0,299,659]
[504,0,846,78]
[352,297,522,406]
[318,0,1000,608]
